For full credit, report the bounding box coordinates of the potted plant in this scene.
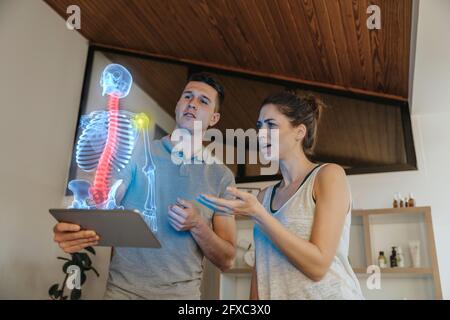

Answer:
[49,246,99,300]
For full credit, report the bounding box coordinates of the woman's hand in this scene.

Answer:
[197,187,268,220]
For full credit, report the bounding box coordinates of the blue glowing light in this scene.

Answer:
[76,110,138,172]
[100,64,133,98]
[134,113,157,232]
[67,64,158,232]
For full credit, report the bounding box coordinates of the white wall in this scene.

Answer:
[0,0,176,299]
[0,0,89,299]
[410,0,450,115]
[347,0,450,299]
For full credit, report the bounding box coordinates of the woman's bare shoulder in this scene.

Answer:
[315,163,348,193]
[317,163,346,180]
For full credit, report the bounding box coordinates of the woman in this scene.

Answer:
[198,91,364,299]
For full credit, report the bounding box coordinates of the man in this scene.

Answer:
[53,73,236,299]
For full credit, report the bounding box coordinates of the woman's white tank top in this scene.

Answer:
[254,164,364,299]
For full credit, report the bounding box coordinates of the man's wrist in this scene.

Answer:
[191,215,206,235]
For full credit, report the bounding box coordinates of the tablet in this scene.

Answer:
[49,208,161,248]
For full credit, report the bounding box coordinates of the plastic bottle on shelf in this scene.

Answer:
[408,193,416,207]
[393,193,399,208]
[396,247,405,267]
[390,247,398,268]
[378,251,387,268]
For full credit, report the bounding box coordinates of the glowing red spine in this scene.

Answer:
[91,95,120,205]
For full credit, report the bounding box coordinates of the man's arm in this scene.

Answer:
[191,213,236,271]
[168,199,236,271]
[168,169,237,271]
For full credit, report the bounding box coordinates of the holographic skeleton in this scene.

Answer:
[68,64,158,232]
[135,113,157,232]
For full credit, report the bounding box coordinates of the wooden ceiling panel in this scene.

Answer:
[44,0,412,100]
[47,0,416,174]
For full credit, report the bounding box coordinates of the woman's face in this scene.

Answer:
[256,104,304,161]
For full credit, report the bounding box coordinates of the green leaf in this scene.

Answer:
[74,253,87,266]
[62,261,72,273]
[48,284,59,298]
[75,253,91,269]
[70,288,81,300]
[57,257,71,262]
[53,245,100,298]
[90,267,100,277]
[84,246,96,255]
[80,272,87,286]
[83,255,92,268]
[72,253,82,265]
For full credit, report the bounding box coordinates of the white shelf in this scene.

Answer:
[213,206,442,300]
[349,207,441,300]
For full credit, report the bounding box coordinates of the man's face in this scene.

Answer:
[174,81,221,133]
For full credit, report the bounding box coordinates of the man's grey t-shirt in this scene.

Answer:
[104,135,235,300]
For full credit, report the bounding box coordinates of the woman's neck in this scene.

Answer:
[279,149,316,187]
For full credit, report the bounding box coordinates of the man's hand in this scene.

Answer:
[53,222,99,254]
[168,198,202,231]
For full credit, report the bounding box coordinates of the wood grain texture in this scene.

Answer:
[44,0,412,100]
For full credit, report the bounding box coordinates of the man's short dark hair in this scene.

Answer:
[187,73,225,110]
